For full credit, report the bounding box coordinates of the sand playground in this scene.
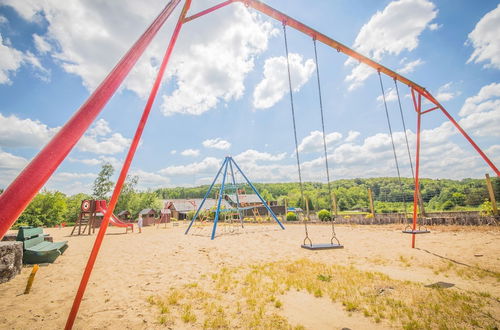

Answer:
[0,223,499,329]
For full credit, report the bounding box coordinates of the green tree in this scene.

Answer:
[116,175,139,213]
[17,190,68,227]
[92,163,114,199]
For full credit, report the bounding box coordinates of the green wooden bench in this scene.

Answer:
[17,227,68,264]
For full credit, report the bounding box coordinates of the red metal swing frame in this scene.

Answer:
[0,1,497,328]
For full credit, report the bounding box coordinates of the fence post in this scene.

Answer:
[368,188,375,217]
[485,173,498,216]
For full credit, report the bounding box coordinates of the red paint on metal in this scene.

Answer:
[64,1,190,329]
[411,91,422,249]
[421,106,439,115]
[0,0,182,240]
[183,0,235,23]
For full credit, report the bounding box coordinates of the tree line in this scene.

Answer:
[6,162,499,228]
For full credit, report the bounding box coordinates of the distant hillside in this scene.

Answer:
[155,177,499,213]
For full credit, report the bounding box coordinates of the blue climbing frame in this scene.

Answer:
[185,156,285,239]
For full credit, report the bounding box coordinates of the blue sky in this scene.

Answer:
[0,0,499,195]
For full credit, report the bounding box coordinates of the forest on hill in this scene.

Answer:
[6,162,499,228]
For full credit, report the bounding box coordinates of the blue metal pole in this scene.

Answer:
[230,157,285,230]
[228,160,244,227]
[211,157,229,240]
[185,157,227,234]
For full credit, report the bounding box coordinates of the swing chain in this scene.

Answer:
[283,23,310,243]
[313,35,340,245]
[378,71,408,224]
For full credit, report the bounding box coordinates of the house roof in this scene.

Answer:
[164,199,231,212]
[225,194,262,204]
[117,210,130,216]
[139,208,156,215]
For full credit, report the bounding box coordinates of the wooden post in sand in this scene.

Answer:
[368,188,375,217]
[485,173,498,216]
[284,198,288,222]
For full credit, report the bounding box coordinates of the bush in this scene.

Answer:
[286,212,297,221]
[442,200,454,210]
[317,209,331,222]
[186,210,196,220]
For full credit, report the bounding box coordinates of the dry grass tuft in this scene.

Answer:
[148,259,499,329]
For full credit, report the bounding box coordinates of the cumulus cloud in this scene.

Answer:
[0,33,25,84]
[77,119,131,154]
[398,58,424,74]
[161,3,278,115]
[202,138,231,150]
[345,0,437,90]
[180,148,200,157]
[159,157,221,176]
[253,54,316,109]
[234,149,286,164]
[0,113,59,148]
[33,34,52,54]
[467,4,500,69]
[435,82,460,102]
[458,82,500,137]
[377,87,398,103]
[297,130,342,153]
[345,130,361,142]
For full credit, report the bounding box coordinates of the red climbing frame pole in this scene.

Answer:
[64,1,191,329]
[0,0,181,240]
[411,89,422,248]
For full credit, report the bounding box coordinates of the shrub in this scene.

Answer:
[442,200,454,210]
[186,210,196,220]
[317,209,331,221]
[286,212,297,221]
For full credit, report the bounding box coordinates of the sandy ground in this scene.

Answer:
[0,222,498,329]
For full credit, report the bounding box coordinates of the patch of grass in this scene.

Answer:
[148,259,497,329]
[181,304,196,323]
[317,274,332,282]
[398,255,412,267]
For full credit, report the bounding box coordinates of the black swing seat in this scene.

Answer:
[402,229,430,234]
[301,243,344,250]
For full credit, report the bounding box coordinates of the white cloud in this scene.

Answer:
[234,149,286,164]
[170,150,177,155]
[33,34,52,54]
[435,82,460,102]
[0,15,7,24]
[77,119,131,154]
[0,148,28,170]
[180,148,200,157]
[345,0,437,90]
[428,23,442,31]
[159,157,221,176]
[0,149,28,187]
[0,113,59,148]
[458,82,500,137]
[253,53,316,109]
[398,58,424,74]
[129,169,170,189]
[161,3,278,115]
[377,87,398,103]
[345,130,360,142]
[467,4,500,69]
[0,33,24,84]
[297,130,342,153]
[0,33,49,84]
[68,155,121,167]
[202,138,231,150]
